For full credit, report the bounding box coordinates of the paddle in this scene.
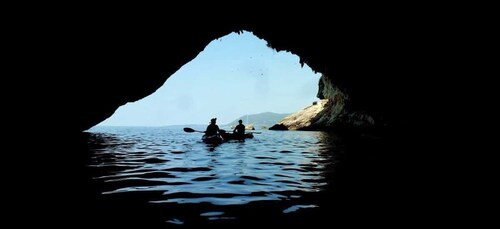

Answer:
[246,131,262,134]
[183,127,205,133]
[184,127,261,134]
[222,129,261,134]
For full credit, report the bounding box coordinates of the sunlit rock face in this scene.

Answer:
[276,74,375,131]
[279,99,330,130]
[40,14,426,133]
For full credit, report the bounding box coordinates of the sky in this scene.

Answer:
[97,31,321,127]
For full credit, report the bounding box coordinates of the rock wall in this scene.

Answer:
[277,74,376,131]
[26,12,433,133]
[279,99,330,130]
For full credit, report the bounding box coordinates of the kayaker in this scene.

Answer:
[233,119,245,137]
[205,118,220,136]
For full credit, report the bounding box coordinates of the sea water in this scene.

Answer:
[82,126,370,227]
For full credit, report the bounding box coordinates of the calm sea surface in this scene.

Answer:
[85,126,345,227]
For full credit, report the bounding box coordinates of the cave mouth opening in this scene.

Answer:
[93,31,321,129]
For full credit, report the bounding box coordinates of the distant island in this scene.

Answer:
[225,112,291,130]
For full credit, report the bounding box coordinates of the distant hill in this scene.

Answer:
[225,112,291,129]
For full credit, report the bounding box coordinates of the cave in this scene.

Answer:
[38,15,424,133]
[17,11,446,227]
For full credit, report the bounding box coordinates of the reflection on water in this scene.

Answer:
[86,126,343,226]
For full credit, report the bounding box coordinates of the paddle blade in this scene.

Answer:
[183,127,195,133]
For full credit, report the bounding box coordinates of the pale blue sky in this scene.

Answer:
[97,31,321,127]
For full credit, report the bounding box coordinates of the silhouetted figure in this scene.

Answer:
[205,118,220,136]
[233,119,245,137]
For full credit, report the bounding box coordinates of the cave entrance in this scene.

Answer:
[95,31,320,128]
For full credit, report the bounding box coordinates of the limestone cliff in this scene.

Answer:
[279,99,329,130]
[276,74,376,131]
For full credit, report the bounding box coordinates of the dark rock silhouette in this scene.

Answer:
[18,9,456,227]
[269,124,288,130]
[31,12,434,134]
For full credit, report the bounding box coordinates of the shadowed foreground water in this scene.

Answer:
[15,125,425,227]
[85,126,342,227]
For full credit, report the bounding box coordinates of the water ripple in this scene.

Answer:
[86,126,341,225]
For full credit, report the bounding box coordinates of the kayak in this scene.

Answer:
[202,135,224,144]
[221,132,254,141]
[202,132,253,144]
